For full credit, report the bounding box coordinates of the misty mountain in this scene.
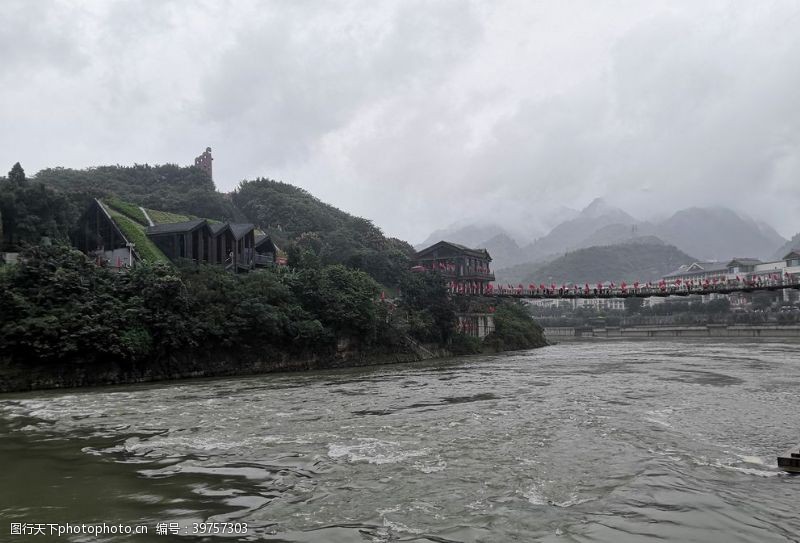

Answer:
[523,198,638,256]
[577,222,656,249]
[475,233,524,270]
[773,232,800,260]
[417,222,516,250]
[418,198,789,279]
[657,207,786,261]
[415,223,533,269]
[516,240,694,286]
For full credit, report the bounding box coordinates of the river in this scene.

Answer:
[1,340,799,542]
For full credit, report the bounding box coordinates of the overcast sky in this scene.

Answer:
[2,0,799,242]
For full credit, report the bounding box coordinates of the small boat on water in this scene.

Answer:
[777,446,800,473]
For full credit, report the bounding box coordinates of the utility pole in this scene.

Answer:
[126,242,135,267]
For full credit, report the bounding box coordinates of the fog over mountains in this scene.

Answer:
[417,199,796,282]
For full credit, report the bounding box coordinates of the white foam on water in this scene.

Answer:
[327,438,428,465]
[737,455,765,465]
[551,494,595,508]
[644,408,673,428]
[691,456,779,478]
[413,455,447,473]
[376,505,402,515]
[719,463,779,478]
[382,518,424,535]
[522,486,547,505]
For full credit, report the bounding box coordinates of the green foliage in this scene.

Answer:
[9,162,27,187]
[292,265,380,338]
[231,178,415,287]
[624,297,644,314]
[483,302,547,352]
[0,247,393,368]
[750,291,777,311]
[35,164,234,221]
[450,333,482,355]
[0,171,78,250]
[398,271,457,344]
[104,208,170,263]
[105,198,148,225]
[145,208,193,225]
[0,246,182,363]
[119,327,154,358]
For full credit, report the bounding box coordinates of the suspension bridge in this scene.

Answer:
[453,276,800,300]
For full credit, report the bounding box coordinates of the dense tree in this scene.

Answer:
[0,171,77,250]
[0,161,548,380]
[398,271,457,343]
[8,162,27,187]
[483,302,547,352]
[35,164,234,221]
[231,178,412,287]
[624,297,644,314]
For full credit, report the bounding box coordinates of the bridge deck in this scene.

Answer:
[460,281,800,300]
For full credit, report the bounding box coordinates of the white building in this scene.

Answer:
[661,250,800,304]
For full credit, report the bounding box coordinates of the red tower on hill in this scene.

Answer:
[194,147,213,180]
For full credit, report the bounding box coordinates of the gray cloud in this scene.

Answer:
[1,0,799,243]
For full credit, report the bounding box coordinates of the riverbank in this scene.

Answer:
[1,245,547,393]
[544,324,800,340]
[0,342,458,393]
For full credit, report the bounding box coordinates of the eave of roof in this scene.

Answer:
[145,219,207,235]
[415,240,491,260]
[727,257,762,266]
[229,223,255,240]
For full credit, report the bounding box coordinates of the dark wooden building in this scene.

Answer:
[210,223,234,266]
[254,234,279,267]
[413,241,497,339]
[74,199,263,272]
[146,219,213,263]
[413,241,495,295]
[230,223,256,271]
[73,199,139,266]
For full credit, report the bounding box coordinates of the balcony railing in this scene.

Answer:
[419,266,494,280]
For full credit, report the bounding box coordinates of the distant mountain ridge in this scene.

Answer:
[419,199,789,279]
[773,232,800,260]
[513,241,695,286]
[655,207,785,261]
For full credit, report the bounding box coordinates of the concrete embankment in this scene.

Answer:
[544,324,800,340]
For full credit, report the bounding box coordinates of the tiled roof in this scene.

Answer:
[229,223,255,240]
[415,240,491,260]
[209,223,229,235]
[727,257,762,266]
[255,234,278,251]
[145,219,207,235]
[663,261,728,278]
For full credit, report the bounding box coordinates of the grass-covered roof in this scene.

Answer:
[98,199,171,263]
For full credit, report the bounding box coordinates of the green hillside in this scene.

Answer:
[521,241,695,285]
[36,164,233,221]
[231,178,415,287]
[1,161,546,380]
[21,164,416,288]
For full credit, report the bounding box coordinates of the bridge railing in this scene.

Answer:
[462,275,800,299]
